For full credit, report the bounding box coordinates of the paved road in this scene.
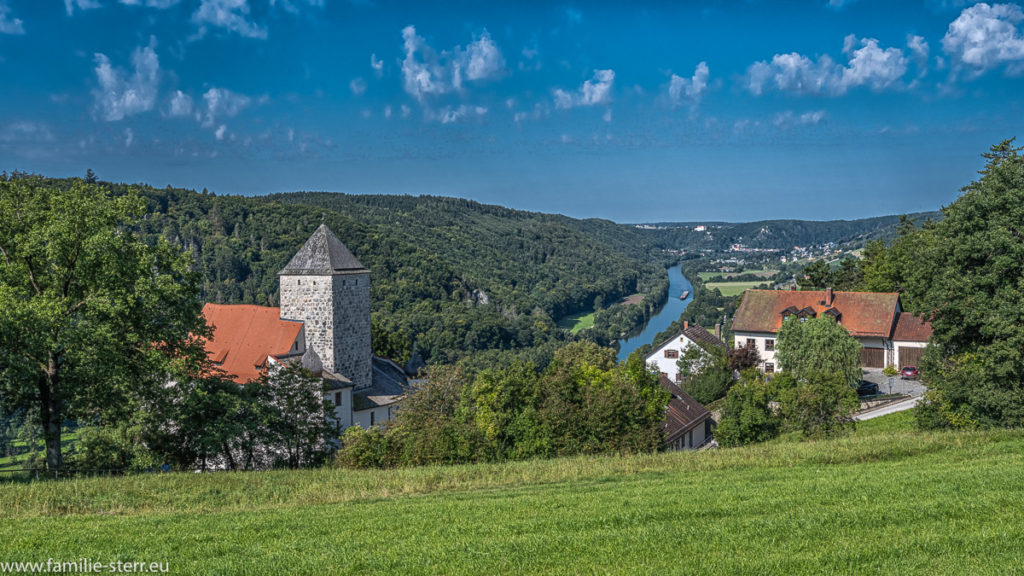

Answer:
[860,368,926,397]
[854,396,922,421]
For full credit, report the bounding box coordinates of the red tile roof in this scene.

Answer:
[659,375,711,444]
[731,290,900,338]
[892,312,933,342]
[201,304,303,383]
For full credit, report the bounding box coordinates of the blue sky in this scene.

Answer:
[2,0,1024,221]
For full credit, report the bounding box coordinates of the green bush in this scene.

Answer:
[715,371,780,447]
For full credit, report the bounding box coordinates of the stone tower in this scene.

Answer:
[279,224,372,389]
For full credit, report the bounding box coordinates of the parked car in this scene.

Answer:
[856,382,879,396]
[901,366,919,380]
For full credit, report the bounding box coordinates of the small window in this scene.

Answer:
[334,391,341,406]
[746,338,756,349]
[764,362,775,374]
[664,349,679,359]
[765,339,775,351]
[342,279,347,287]
[370,411,375,426]
[354,279,358,286]
[297,279,301,285]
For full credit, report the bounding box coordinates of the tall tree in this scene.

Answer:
[775,316,862,387]
[912,139,1024,428]
[0,176,204,470]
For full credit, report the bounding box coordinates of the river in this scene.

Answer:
[616,265,693,361]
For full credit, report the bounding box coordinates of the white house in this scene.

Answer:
[645,322,728,382]
[730,287,932,373]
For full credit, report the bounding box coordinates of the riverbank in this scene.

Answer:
[616,266,692,361]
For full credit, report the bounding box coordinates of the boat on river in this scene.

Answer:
[680,290,690,300]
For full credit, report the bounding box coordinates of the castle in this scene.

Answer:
[201,224,407,430]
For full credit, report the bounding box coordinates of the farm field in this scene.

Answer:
[697,269,778,281]
[3,414,1024,575]
[704,280,766,297]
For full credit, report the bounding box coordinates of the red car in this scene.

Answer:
[901,366,919,380]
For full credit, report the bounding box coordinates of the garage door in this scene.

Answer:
[898,346,925,368]
[860,347,885,368]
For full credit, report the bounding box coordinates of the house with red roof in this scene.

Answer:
[200,224,408,432]
[731,287,932,373]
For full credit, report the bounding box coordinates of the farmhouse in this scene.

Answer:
[645,322,727,382]
[201,224,407,431]
[731,288,932,373]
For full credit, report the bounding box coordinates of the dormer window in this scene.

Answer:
[823,307,842,322]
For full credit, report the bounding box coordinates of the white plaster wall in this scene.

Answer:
[645,335,703,381]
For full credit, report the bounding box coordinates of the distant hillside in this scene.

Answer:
[644,211,943,250]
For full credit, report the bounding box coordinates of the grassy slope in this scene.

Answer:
[555,310,596,333]
[705,280,766,297]
[3,419,1023,574]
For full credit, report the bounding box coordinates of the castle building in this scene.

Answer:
[201,224,407,431]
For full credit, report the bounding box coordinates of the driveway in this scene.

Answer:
[854,395,922,421]
[860,368,926,398]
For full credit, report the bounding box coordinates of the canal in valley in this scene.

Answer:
[616,265,693,361]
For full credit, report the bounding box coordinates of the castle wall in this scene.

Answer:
[332,272,372,389]
[280,274,337,373]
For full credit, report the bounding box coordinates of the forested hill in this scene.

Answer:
[94,181,666,365]
[645,212,942,250]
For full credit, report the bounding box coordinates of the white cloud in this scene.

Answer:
[65,0,102,16]
[400,25,505,101]
[214,124,227,140]
[270,0,324,13]
[350,77,366,95]
[0,121,54,142]
[192,0,266,40]
[908,34,930,75]
[370,53,384,76]
[120,0,180,8]
[602,109,612,123]
[428,104,488,124]
[668,61,709,109]
[400,104,411,117]
[384,105,392,118]
[746,35,906,96]
[0,1,25,34]
[124,127,134,147]
[167,90,193,117]
[93,37,160,122]
[201,87,250,127]
[554,68,615,109]
[942,2,1024,75]
[774,110,827,127]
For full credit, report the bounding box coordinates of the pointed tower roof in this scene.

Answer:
[279,224,368,275]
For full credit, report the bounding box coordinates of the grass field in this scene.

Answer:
[555,310,595,333]
[705,280,765,297]
[697,269,778,282]
[3,414,1024,574]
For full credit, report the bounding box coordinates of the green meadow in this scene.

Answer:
[704,280,766,297]
[556,310,595,333]
[3,413,1023,574]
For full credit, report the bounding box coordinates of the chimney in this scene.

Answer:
[683,321,689,331]
[825,287,834,307]
[714,323,721,340]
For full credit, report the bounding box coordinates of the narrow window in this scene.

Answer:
[370,411,375,426]
[334,391,341,406]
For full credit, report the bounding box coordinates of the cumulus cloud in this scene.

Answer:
[370,53,384,76]
[0,1,25,34]
[942,2,1024,75]
[166,90,193,116]
[908,34,930,75]
[200,87,251,127]
[65,0,102,16]
[668,61,709,110]
[746,35,907,96]
[350,77,366,95]
[400,25,505,101]
[214,124,227,140]
[554,68,615,109]
[93,37,160,121]
[119,0,180,7]
[123,127,134,147]
[192,0,266,39]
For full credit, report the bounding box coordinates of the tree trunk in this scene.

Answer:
[38,358,63,471]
